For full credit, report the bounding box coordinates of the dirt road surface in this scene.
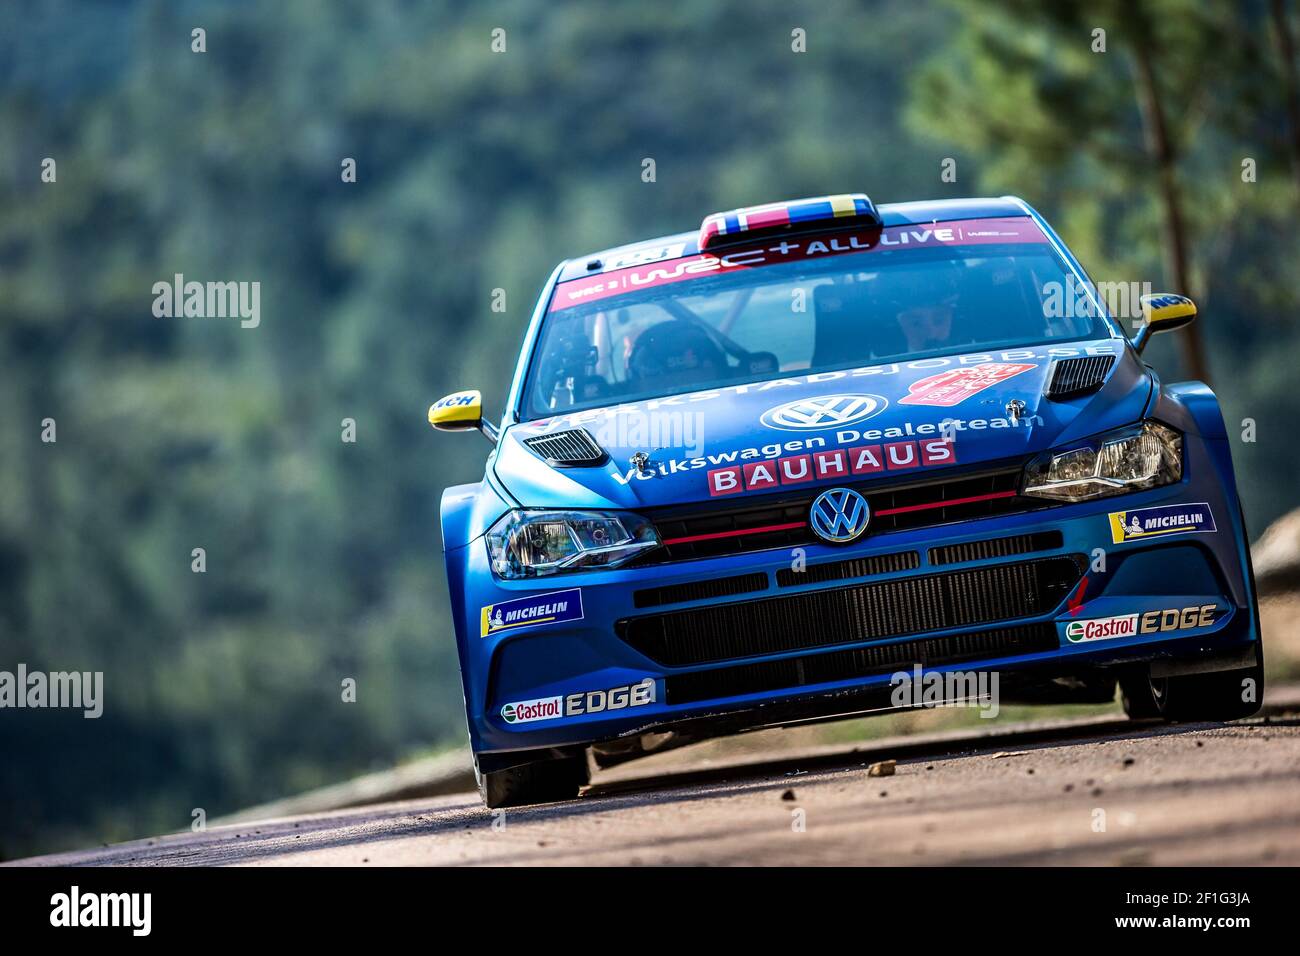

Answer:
[11,710,1300,866]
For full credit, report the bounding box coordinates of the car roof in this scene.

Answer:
[555,196,1033,283]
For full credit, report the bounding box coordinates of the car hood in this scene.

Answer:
[496,339,1150,510]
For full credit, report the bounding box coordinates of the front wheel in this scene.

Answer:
[1120,646,1264,723]
[477,754,590,809]
[1118,669,1163,719]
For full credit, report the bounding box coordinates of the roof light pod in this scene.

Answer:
[698,193,881,251]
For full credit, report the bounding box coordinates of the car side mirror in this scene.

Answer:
[427,389,499,442]
[1132,293,1196,354]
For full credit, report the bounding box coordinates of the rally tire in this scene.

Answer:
[1119,670,1163,719]
[1122,484,1264,724]
[478,755,589,809]
[1122,645,1264,723]
[1153,658,1265,723]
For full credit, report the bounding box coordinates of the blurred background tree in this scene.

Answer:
[1,0,1297,857]
[908,0,1300,530]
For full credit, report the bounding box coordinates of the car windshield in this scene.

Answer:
[521,216,1106,420]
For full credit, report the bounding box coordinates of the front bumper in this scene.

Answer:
[447,432,1259,765]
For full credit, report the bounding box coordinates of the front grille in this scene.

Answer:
[645,467,1040,563]
[618,555,1082,666]
[634,572,768,609]
[649,500,811,561]
[1045,355,1116,399]
[929,530,1063,566]
[776,549,919,587]
[865,469,1031,533]
[521,428,607,466]
[664,623,1058,705]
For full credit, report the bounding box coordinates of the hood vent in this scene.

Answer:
[522,428,608,467]
[1045,355,1116,400]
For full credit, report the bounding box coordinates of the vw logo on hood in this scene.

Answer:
[809,487,871,544]
[760,393,888,431]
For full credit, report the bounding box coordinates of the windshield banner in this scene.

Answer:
[550,217,1049,313]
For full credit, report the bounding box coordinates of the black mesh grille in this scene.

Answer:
[645,468,1039,562]
[929,530,1063,566]
[776,550,919,587]
[664,623,1058,705]
[865,469,1030,533]
[618,555,1082,666]
[649,500,811,561]
[521,428,607,466]
[633,572,768,609]
[1045,355,1116,399]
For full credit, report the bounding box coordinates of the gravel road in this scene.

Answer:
[13,710,1299,866]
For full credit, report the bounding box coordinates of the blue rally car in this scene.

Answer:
[429,194,1263,807]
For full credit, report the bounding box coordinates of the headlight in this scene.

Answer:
[485,510,660,578]
[1022,421,1182,502]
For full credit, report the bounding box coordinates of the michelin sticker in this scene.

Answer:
[481,588,584,638]
[1108,502,1216,544]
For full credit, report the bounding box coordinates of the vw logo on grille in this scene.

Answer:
[760,393,888,431]
[809,487,871,544]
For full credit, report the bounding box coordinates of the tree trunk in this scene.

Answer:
[1127,8,1212,384]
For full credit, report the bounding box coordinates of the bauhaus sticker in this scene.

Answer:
[1108,502,1216,544]
[707,439,956,496]
[481,588,584,638]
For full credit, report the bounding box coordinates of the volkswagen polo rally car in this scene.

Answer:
[429,194,1262,807]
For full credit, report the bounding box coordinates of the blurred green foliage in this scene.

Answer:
[1,0,1298,857]
[908,0,1300,533]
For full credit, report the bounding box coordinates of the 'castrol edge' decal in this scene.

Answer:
[1063,604,1223,644]
[550,217,1049,312]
